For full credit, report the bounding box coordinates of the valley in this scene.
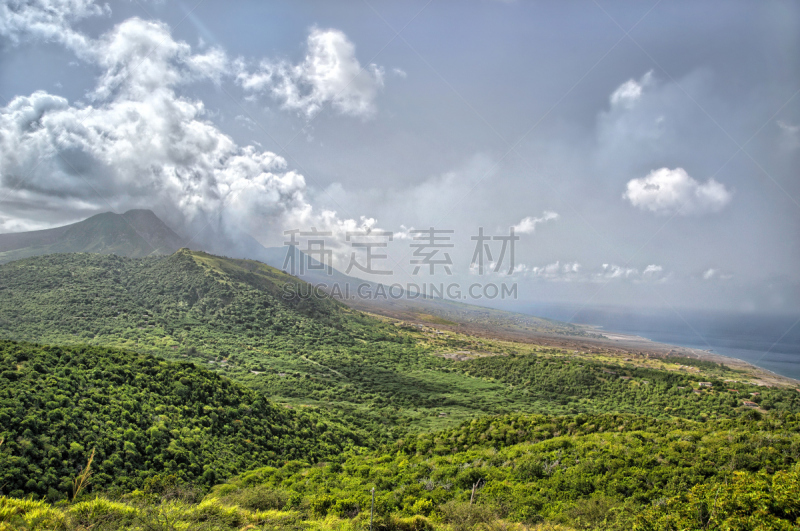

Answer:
[0,246,799,530]
[0,211,798,530]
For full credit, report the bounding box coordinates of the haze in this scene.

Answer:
[1,0,798,316]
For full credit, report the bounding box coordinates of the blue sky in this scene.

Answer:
[0,0,798,314]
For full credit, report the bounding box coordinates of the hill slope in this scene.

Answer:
[0,210,597,341]
[2,412,799,530]
[0,210,184,263]
[1,250,798,441]
[253,244,596,340]
[205,412,800,529]
[0,339,362,501]
[0,249,370,353]
[0,250,443,435]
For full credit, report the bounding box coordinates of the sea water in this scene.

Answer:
[522,304,800,381]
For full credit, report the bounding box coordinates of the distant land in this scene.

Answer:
[0,209,185,262]
[1,225,799,529]
[0,209,797,385]
[515,303,800,382]
[0,210,600,340]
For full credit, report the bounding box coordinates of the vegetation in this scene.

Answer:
[1,251,796,440]
[0,340,362,501]
[456,354,800,419]
[2,412,799,529]
[1,249,799,529]
[203,412,800,529]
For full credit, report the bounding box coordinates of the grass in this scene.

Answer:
[0,494,575,531]
[3,410,799,530]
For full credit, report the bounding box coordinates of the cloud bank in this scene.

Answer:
[510,261,667,283]
[0,9,380,246]
[0,0,106,57]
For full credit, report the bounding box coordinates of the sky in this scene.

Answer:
[0,0,799,316]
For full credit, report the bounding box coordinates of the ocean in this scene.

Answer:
[519,304,800,381]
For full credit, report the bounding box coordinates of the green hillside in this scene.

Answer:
[2,412,799,530]
[0,210,184,263]
[1,251,799,529]
[0,339,362,501]
[0,249,353,351]
[0,251,517,437]
[203,412,800,529]
[1,251,798,437]
[0,209,598,339]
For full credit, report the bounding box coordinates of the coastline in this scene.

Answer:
[586,325,800,387]
[356,301,800,388]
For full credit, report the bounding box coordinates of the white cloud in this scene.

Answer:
[601,263,638,279]
[0,86,302,235]
[91,18,229,101]
[0,16,371,248]
[595,263,668,283]
[623,167,732,215]
[522,261,582,281]
[512,261,668,283]
[186,47,229,84]
[394,224,415,240]
[609,71,653,110]
[237,28,384,118]
[0,7,232,98]
[0,0,107,58]
[512,211,559,234]
[392,67,407,78]
[643,264,663,275]
[0,2,392,251]
[2,2,381,120]
[702,268,732,281]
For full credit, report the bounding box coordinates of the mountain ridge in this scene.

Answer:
[0,211,591,341]
[0,209,185,263]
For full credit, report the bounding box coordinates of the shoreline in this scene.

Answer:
[583,324,800,387]
[350,298,800,388]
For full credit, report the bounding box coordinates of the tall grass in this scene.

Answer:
[71,448,95,501]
